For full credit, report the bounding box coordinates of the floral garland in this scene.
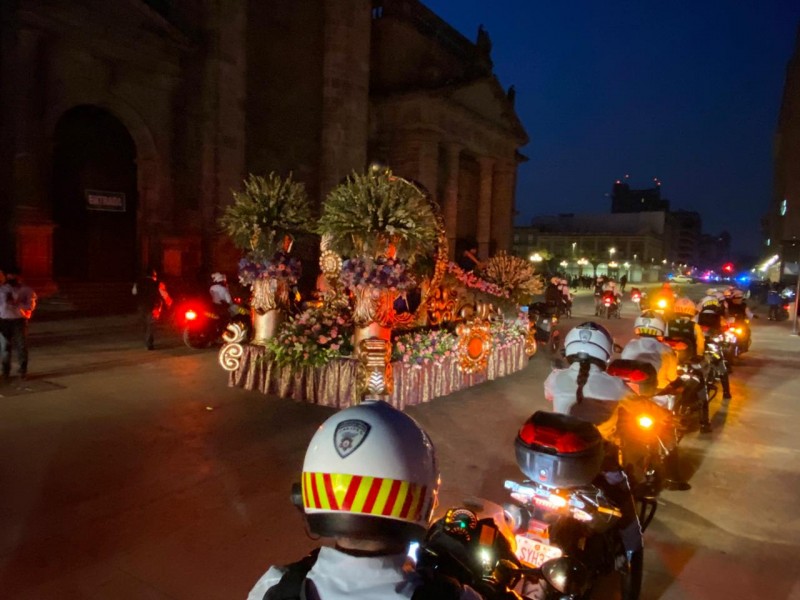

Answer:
[238,252,302,287]
[266,305,354,368]
[488,320,528,350]
[392,329,457,367]
[446,262,509,298]
[340,256,417,292]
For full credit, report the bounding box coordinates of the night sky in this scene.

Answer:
[423,0,800,259]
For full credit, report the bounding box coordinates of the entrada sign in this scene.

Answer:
[86,190,126,212]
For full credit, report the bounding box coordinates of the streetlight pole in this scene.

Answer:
[792,272,800,336]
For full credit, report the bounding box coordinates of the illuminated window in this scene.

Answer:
[781,199,787,216]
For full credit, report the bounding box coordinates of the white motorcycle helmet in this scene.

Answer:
[564,322,614,367]
[211,272,226,283]
[634,314,666,338]
[299,400,439,543]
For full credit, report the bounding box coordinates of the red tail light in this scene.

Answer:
[783,304,790,310]
[518,423,594,453]
[607,365,649,382]
[632,294,640,301]
[185,309,198,321]
[604,299,611,305]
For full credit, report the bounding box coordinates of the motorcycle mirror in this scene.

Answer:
[540,557,591,597]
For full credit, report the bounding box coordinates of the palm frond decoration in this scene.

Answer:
[220,172,313,262]
[480,251,544,304]
[317,169,437,261]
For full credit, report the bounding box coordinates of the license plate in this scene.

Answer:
[515,535,563,567]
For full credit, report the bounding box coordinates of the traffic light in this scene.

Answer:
[722,262,734,274]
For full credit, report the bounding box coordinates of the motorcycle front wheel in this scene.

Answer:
[183,327,213,349]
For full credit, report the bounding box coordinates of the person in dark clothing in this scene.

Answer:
[132,267,172,350]
[620,273,628,292]
[767,285,782,320]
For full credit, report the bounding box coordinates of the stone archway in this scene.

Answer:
[51,105,139,282]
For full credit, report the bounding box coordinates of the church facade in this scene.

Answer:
[0,0,527,296]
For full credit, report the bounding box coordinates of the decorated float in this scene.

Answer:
[218,167,543,409]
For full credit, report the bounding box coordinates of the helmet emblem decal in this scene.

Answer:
[579,329,592,342]
[334,419,371,458]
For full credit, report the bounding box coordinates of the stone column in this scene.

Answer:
[320,0,371,198]
[477,156,495,259]
[443,143,462,259]
[491,159,516,254]
[389,131,439,200]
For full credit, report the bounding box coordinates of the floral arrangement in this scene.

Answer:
[317,168,437,261]
[340,256,417,292]
[446,262,509,298]
[238,252,302,287]
[392,329,457,367]
[220,172,313,263]
[489,320,528,350]
[479,251,543,305]
[266,305,354,368]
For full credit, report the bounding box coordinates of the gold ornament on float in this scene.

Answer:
[357,337,393,401]
[219,342,244,371]
[455,321,493,373]
[525,327,538,358]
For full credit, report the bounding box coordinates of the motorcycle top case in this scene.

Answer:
[515,411,604,488]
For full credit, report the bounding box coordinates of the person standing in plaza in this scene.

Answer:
[132,266,172,350]
[0,266,37,381]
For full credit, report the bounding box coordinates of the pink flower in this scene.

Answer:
[331,343,340,351]
[318,335,329,344]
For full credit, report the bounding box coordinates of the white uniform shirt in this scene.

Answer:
[544,362,631,437]
[248,546,481,600]
[620,337,678,391]
[209,283,232,305]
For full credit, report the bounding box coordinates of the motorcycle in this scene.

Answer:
[630,288,645,313]
[724,315,751,360]
[178,298,249,349]
[418,498,590,600]
[607,359,682,497]
[527,302,562,355]
[601,291,621,319]
[504,412,646,600]
[660,338,715,434]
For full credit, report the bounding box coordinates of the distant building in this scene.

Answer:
[666,210,702,267]
[769,22,800,279]
[512,212,667,282]
[697,231,732,270]
[0,0,527,301]
[611,180,670,213]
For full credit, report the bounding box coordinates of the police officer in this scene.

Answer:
[248,400,482,600]
[543,322,644,592]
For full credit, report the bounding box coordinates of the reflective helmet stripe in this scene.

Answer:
[303,472,426,520]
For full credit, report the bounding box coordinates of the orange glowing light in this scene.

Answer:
[637,415,655,429]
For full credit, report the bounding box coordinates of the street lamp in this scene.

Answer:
[609,247,616,260]
[530,253,543,263]
[559,260,568,268]
[571,242,577,255]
